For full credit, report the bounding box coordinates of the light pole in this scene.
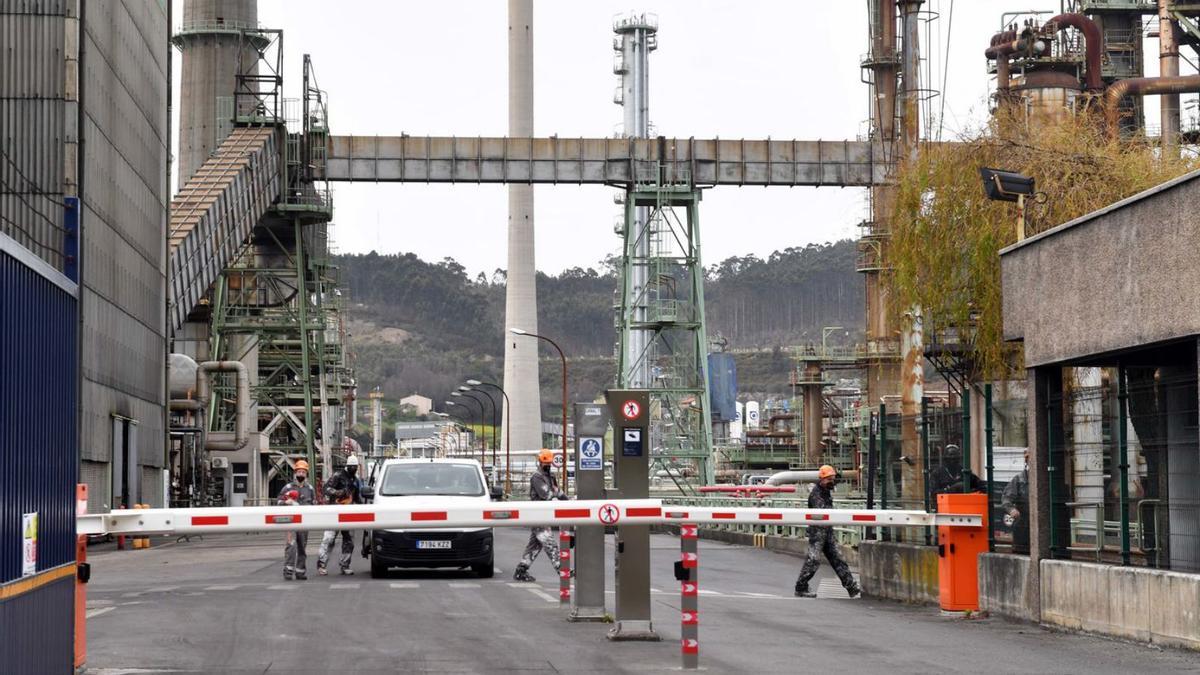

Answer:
[462,384,500,476]
[451,392,486,461]
[458,387,494,466]
[444,402,476,455]
[511,328,569,489]
[467,379,511,494]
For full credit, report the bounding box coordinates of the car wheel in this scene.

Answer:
[472,555,495,578]
[370,554,389,579]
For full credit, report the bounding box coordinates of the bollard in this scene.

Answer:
[679,523,699,670]
[75,484,89,671]
[559,529,572,606]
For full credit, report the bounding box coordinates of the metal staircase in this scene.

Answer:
[167,126,281,330]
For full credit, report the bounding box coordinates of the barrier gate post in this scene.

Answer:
[679,523,699,669]
[605,389,659,641]
[570,402,609,621]
[559,529,571,606]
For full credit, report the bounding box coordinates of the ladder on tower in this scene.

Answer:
[167,126,282,331]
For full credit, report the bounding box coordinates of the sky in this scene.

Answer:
[170,1,1181,276]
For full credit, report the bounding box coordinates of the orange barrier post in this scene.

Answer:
[75,484,89,670]
[936,492,989,612]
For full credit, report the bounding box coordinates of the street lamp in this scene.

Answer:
[979,167,1036,241]
[467,379,512,494]
[458,387,494,466]
[511,328,569,489]
[451,392,485,459]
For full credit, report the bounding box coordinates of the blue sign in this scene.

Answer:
[579,437,603,471]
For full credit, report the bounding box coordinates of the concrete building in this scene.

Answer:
[400,393,433,416]
[1,1,170,512]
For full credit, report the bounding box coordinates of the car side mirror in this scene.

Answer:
[490,485,504,501]
[361,486,375,501]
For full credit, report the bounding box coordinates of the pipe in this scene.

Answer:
[195,361,251,451]
[1159,0,1181,151]
[1042,13,1103,91]
[1105,75,1200,136]
[765,469,861,486]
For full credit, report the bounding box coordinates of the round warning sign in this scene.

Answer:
[621,400,641,420]
[598,503,621,525]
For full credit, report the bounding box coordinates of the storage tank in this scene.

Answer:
[168,353,199,400]
[746,400,761,430]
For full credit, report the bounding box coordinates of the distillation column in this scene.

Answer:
[502,0,544,455]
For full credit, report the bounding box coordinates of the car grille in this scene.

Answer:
[376,531,489,561]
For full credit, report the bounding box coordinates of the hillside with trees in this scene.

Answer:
[337,239,863,420]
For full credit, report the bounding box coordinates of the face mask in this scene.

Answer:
[346,466,357,476]
[295,474,306,483]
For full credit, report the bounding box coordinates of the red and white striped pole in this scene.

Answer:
[559,528,572,606]
[680,523,699,670]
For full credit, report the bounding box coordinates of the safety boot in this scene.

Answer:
[794,583,815,598]
[294,572,308,581]
[846,583,861,598]
[283,570,294,581]
[340,568,354,576]
[513,565,536,582]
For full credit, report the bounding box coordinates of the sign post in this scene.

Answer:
[605,389,659,641]
[570,403,609,621]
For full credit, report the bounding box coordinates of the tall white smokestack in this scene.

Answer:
[502,0,543,454]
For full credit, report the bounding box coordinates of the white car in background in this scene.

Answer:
[366,458,502,578]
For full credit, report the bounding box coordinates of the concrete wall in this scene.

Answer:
[858,540,939,605]
[978,553,1036,621]
[1041,559,1200,650]
[1001,169,1200,367]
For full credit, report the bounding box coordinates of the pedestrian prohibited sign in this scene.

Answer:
[598,503,620,525]
[621,400,640,420]
[579,437,602,471]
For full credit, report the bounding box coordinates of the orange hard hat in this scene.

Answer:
[294,460,310,472]
[818,465,836,480]
[538,449,555,465]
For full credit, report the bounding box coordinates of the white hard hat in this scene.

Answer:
[345,455,360,467]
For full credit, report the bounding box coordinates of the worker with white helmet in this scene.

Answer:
[278,459,316,580]
[794,465,860,598]
[318,454,364,575]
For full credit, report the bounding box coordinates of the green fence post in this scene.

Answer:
[961,386,971,487]
[879,402,888,542]
[921,396,931,546]
[985,383,995,552]
[1118,366,1131,566]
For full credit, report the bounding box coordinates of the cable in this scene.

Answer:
[938,0,954,141]
[0,176,67,234]
[0,147,67,207]
[0,211,64,261]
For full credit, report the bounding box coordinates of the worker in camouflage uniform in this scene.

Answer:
[277,460,316,580]
[795,465,861,598]
[512,450,567,582]
[319,455,363,575]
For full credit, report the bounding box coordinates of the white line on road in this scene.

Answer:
[448,582,481,588]
[523,587,559,603]
[121,592,144,598]
[506,582,539,588]
[268,584,295,591]
[147,586,180,593]
[329,583,359,589]
[204,585,239,591]
[86,607,116,619]
[389,582,419,589]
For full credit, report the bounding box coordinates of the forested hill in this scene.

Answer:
[336,240,863,404]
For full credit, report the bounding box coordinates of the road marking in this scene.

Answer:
[448,582,480,588]
[121,592,144,598]
[147,586,179,593]
[506,582,539,588]
[268,584,295,591]
[86,606,116,619]
[330,583,359,589]
[204,585,238,591]
[697,589,723,596]
[736,592,782,598]
[523,587,559,604]
[389,582,419,589]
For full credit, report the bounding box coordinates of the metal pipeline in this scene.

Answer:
[195,361,251,451]
[765,469,861,486]
[1042,13,1103,91]
[1105,74,1200,136]
[984,31,1038,92]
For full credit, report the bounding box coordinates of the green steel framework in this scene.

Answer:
[616,167,714,490]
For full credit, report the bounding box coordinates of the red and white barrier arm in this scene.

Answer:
[77,501,981,536]
[665,506,981,529]
[76,499,667,537]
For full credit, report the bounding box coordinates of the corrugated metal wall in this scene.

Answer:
[0,576,74,673]
[0,236,78,583]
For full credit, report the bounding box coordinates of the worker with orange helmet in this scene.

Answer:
[277,459,316,580]
[794,465,860,598]
[512,449,568,582]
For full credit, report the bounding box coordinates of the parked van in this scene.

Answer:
[367,458,501,578]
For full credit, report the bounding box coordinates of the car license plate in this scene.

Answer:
[417,540,451,550]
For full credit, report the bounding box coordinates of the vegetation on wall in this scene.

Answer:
[889,107,1197,378]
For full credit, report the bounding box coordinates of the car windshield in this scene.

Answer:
[379,463,485,497]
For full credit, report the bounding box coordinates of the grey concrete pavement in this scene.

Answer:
[84,529,1200,674]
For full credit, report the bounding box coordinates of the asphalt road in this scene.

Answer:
[84,529,1200,674]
